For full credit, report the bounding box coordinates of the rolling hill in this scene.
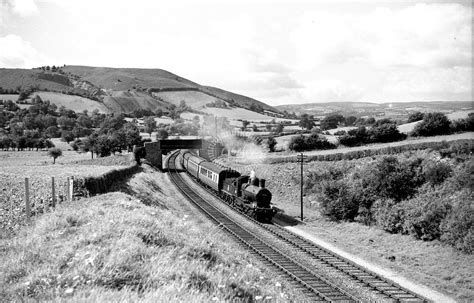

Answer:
[0,66,282,119]
[277,101,473,118]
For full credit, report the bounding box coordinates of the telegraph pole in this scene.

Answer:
[297,153,307,221]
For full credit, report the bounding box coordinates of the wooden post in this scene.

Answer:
[24,178,30,222]
[69,177,74,201]
[66,177,70,202]
[51,177,56,208]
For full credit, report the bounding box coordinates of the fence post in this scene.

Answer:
[51,177,56,208]
[69,177,74,201]
[66,177,70,202]
[24,178,30,222]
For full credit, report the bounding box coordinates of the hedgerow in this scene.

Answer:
[266,139,473,164]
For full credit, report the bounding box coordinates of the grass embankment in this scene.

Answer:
[0,167,303,302]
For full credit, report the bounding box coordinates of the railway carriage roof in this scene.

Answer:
[183,152,206,164]
[200,162,240,177]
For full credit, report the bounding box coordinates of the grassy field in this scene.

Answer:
[0,147,133,239]
[30,92,110,113]
[0,166,305,302]
[153,90,220,109]
[0,94,19,101]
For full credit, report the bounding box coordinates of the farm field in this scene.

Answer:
[30,91,110,113]
[153,90,221,109]
[0,94,19,101]
[0,147,133,238]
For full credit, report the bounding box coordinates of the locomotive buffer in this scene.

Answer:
[296,153,308,221]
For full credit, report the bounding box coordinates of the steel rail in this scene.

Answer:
[167,151,357,302]
[171,151,430,303]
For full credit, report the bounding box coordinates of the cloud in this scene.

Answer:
[0,34,49,67]
[1,0,38,17]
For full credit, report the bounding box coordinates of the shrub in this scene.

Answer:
[440,189,474,253]
[422,158,452,186]
[400,189,451,241]
[288,133,336,152]
[365,156,424,202]
[320,181,358,221]
[411,112,451,137]
[372,199,405,233]
[407,111,424,123]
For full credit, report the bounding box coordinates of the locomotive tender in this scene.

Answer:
[181,150,276,221]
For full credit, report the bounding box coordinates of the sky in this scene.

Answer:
[0,0,472,106]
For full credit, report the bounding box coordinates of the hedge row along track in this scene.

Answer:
[167,151,356,302]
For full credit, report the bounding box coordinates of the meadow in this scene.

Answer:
[0,144,133,238]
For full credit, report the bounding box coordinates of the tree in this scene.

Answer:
[412,112,451,137]
[156,128,169,140]
[408,111,424,123]
[241,120,250,131]
[48,147,62,164]
[154,108,164,117]
[143,116,157,137]
[299,114,315,130]
[275,123,284,134]
[61,131,75,143]
[321,114,344,130]
[267,136,277,152]
[369,123,406,143]
[345,116,357,126]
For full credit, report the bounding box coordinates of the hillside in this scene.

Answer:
[277,101,473,118]
[0,66,281,119]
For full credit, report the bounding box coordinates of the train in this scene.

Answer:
[180,150,277,222]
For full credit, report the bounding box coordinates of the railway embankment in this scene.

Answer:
[0,165,305,302]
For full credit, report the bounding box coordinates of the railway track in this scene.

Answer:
[167,151,357,302]
[167,150,429,302]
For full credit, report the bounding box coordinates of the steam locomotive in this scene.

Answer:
[181,151,276,222]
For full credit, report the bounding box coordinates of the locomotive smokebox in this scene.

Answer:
[259,179,266,188]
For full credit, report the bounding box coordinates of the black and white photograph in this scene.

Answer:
[0,0,472,302]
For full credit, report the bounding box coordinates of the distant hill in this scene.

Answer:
[276,101,473,119]
[0,66,281,118]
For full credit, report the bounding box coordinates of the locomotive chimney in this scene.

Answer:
[259,179,266,188]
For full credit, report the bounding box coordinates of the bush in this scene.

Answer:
[411,112,451,137]
[288,133,336,152]
[320,181,359,221]
[422,158,452,186]
[365,156,424,202]
[372,199,405,233]
[400,189,451,241]
[440,189,474,253]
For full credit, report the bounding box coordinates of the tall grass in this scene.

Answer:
[0,192,302,302]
